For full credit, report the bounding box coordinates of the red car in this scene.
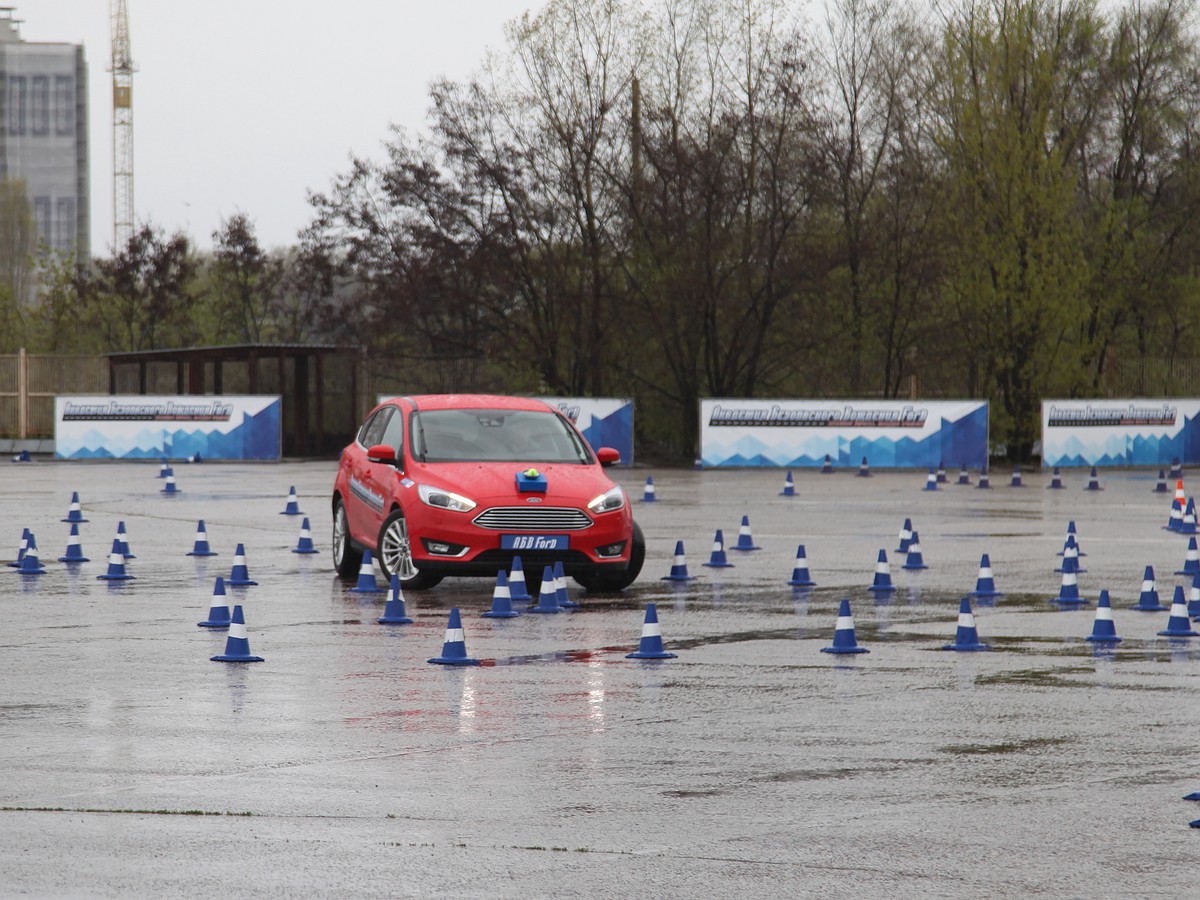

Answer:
[332,394,644,594]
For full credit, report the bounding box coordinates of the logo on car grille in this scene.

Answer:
[473,507,592,531]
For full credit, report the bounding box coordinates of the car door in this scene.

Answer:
[346,406,393,543]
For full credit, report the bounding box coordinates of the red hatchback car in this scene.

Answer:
[332,394,644,594]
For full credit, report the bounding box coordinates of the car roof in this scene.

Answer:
[390,394,557,413]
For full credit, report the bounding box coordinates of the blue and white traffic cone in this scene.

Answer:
[943,597,990,651]
[1158,586,1200,637]
[187,520,217,557]
[348,549,384,593]
[1055,535,1085,574]
[780,470,797,496]
[1060,520,1087,556]
[1085,590,1122,643]
[1171,458,1183,480]
[553,560,577,608]
[61,491,88,523]
[1084,466,1102,491]
[1181,498,1199,534]
[198,576,232,628]
[158,457,170,478]
[116,521,135,559]
[732,515,761,551]
[508,555,532,603]
[211,605,264,663]
[821,454,834,474]
[857,457,871,478]
[291,517,319,554]
[902,531,928,570]
[481,570,520,619]
[1048,467,1065,489]
[529,566,564,613]
[58,523,89,563]
[1051,557,1087,605]
[641,476,657,502]
[161,469,180,494]
[427,608,480,665]
[280,485,303,516]
[896,517,914,554]
[1166,498,1183,532]
[924,469,939,491]
[1010,466,1024,487]
[976,467,991,489]
[1190,573,1200,619]
[661,540,697,581]
[16,532,45,575]
[821,599,869,655]
[12,449,31,462]
[227,543,258,587]
[787,544,816,587]
[378,573,414,624]
[1133,565,1164,611]
[1155,470,1168,493]
[702,529,734,568]
[96,539,134,581]
[7,527,28,568]
[971,553,1003,598]
[625,602,677,659]
[190,452,203,463]
[1177,537,1200,577]
[936,461,948,483]
[868,550,897,593]
[957,463,971,486]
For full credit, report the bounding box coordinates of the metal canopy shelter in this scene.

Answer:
[106,344,362,457]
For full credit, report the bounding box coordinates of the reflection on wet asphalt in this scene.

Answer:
[2,461,1200,897]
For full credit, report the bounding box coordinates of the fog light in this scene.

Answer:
[422,539,467,557]
[596,541,627,558]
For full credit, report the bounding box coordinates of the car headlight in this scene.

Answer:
[418,484,477,512]
[587,485,626,513]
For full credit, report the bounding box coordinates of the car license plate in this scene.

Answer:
[501,534,569,551]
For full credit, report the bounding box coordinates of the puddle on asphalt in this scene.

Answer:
[939,736,1073,755]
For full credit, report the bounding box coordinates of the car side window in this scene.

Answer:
[359,407,392,448]
[379,406,405,455]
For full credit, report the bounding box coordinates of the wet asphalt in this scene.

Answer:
[2,460,1199,898]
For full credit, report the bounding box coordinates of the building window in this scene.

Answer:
[55,76,75,135]
[34,196,51,246]
[30,76,49,135]
[56,198,76,252]
[7,75,26,136]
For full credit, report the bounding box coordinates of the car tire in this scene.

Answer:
[575,521,645,592]
[333,497,363,577]
[377,509,443,590]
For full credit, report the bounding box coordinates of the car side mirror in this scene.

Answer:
[596,447,621,467]
[367,444,402,468]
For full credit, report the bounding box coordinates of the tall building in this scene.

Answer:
[0,8,89,263]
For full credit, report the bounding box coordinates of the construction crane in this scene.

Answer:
[110,0,134,249]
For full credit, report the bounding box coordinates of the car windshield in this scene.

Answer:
[411,408,592,464]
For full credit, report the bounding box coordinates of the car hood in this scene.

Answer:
[407,462,619,506]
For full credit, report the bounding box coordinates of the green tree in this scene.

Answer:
[79,224,199,352]
[0,179,36,351]
[209,213,281,343]
[929,0,1104,458]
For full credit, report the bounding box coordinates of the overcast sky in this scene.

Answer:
[19,1,541,254]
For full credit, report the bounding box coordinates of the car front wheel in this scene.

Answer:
[333,497,363,577]
[377,509,443,590]
[575,521,645,592]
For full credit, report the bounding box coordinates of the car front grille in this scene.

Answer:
[472,507,593,531]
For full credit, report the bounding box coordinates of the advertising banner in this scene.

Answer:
[378,396,635,466]
[1041,399,1200,467]
[539,397,634,466]
[699,399,988,469]
[55,395,282,460]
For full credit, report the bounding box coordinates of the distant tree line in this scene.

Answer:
[2,0,1199,461]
